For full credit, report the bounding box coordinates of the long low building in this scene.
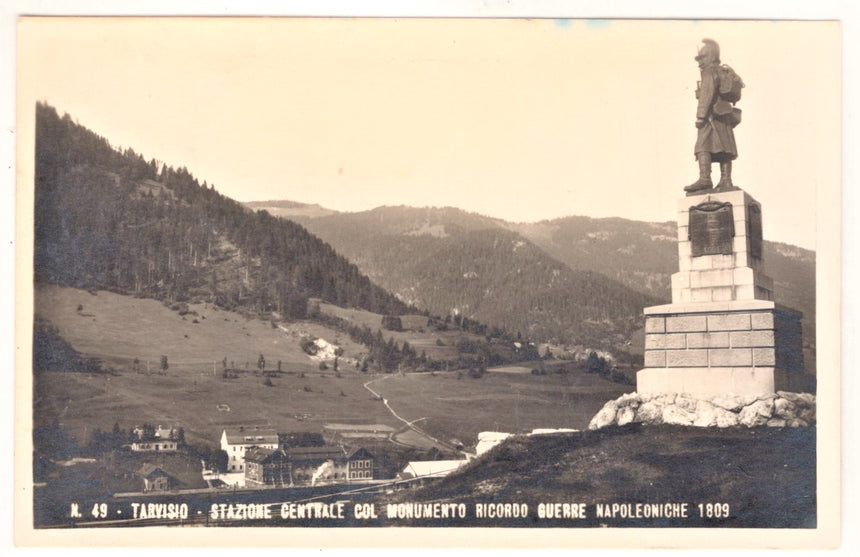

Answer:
[244,446,375,487]
[322,423,395,443]
[397,459,469,481]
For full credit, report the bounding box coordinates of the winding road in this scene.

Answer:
[362,374,472,458]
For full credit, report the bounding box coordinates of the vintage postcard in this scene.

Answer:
[13,14,842,549]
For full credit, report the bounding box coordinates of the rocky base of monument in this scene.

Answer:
[588,391,816,430]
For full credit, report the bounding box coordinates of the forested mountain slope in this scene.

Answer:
[34,102,410,318]
[291,206,661,349]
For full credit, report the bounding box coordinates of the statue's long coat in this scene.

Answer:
[694,63,738,161]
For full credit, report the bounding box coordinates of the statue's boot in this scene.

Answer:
[684,153,713,194]
[715,161,736,191]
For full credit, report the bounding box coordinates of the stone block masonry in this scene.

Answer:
[665,315,707,333]
[640,302,804,395]
[644,306,802,370]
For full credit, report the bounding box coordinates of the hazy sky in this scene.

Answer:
[17,18,839,250]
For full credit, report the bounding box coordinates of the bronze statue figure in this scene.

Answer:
[685,39,744,195]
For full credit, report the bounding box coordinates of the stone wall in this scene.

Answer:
[588,391,816,430]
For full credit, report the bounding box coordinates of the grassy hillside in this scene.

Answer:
[35,284,364,373]
[35,368,396,449]
[317,302,465,361]
[384,424,816,528]
[33,285,389,446]
[34,285,627,450]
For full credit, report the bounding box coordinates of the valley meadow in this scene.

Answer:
[34,285,629,451]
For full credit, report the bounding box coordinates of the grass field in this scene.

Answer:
[33,285,631,452]
[35,284,372,373]
[33,285,398,446]
[370,371,631,449]
[34,364,629,451]
[34,369,400,447]
[317,302,482,361]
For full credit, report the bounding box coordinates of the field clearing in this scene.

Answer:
[35,285,366,372]
[34,369,400,447]
[371,371,631,449]
[318,302,484,361]
[320,306,429,333]
[487,365,533,374]
[392,428,439,450]
[34,365,629,453]
[317,302,406,330]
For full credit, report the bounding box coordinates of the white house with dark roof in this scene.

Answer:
[131,425,179,453]
[220,427,279,472]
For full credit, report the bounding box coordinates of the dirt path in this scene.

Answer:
[363,375,471,457]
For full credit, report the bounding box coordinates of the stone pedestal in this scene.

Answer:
[637,188,804,396]
[672,190,773,304]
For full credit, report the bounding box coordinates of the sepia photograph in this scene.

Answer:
[11,7,846,549]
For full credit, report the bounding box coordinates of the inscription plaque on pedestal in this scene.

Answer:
[748,203,762,259]
[689,201,734,257]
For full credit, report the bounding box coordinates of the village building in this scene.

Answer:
[220,427,279,472]
[130,425,179,452]
[345,448,375,481]
[131,438,178,452]
[397,460,468,483]
[285,446,349,484]
[243,445,375,487]
[244,447,290,487]
[475,432,513,456]
[322,423,395,444]
[101,451,208,495]
[134,178,171,199]
[137,463,171,492]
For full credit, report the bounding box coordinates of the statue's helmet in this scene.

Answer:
[695,38,720,64]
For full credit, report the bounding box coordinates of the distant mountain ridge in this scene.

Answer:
[254,201,815,369]
[244,200,339,219]
[270,205,661,350]
[504,217,678,300]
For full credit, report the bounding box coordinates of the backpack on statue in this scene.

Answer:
[717,64,744,103]
[713,64,744,127]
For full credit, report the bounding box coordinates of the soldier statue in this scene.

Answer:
[685,39,744,195]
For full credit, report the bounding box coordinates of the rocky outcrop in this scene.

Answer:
[588,391,816,430]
